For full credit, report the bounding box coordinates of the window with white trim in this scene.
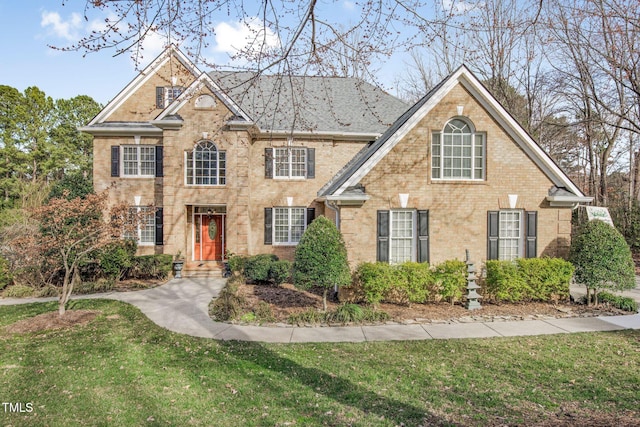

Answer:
[156,86,184,109]
[432,118,485,180]
[125,206,155,245]
[122,146,156,176]
[186,141,226,185]
[274,207,306,245]
[274,147,307,178]
[390,210,415,264]
[498,210,522,261]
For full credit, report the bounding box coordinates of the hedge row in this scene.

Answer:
[345,260,468,306]
[231,253,291,286]
[484,258,574,303]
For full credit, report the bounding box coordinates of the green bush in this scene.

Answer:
[227,253,247,274]
[3,284,35,298]
[354,262,394,306]
[127,254,173,280]
[484,260,531,303]
[398,262,432,304]
[570,220,635,304]
[516,258,573,301]
[293,216,351,310]
[0,256,11,291]
[268,260,291,286]
[98,240,137,280]
[244,254,279,283]
[433,260,467,304]
[598,292,638,312]
[327,303,365,323]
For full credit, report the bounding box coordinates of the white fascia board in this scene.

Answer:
[88,46,201,125]
[546,195,593,207]
[156,72,252,122]
[78,125,162,136]
[333,70,463,195]
[457,74,586,198]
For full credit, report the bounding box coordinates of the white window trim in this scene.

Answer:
[164,86,184,106]
[389,209,417,264]
[432,121,486,181]
[126,206,155,246]
[184,141,226,187]
[121,145,155,177]
[498,210,524,261]
[273,147,307,180]
[272,207,307,246]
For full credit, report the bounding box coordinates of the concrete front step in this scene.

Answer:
[182,261,226,279]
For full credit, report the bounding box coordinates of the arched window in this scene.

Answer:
[432,118,485,180]
[186,141,226,185]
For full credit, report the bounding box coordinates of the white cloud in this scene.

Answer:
[213,18,280,58]
[343,1,356,11]
[442,0,480,14]
[41,11,82,41]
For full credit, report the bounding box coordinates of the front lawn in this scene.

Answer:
[1,299,639,426]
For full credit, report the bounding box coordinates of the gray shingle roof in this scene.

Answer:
[209,71,409,134]
[317,75,449,197]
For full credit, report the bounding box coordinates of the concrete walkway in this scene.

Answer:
[2,278,640,343]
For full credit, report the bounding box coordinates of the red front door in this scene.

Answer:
[194,215,224,261]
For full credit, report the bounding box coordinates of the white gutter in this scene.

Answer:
[78,125,162,136]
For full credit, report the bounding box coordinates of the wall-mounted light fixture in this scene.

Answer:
[399,193,409,209]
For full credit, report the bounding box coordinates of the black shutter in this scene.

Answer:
[155,207,164,246]
[417,210,430,263]
[525,211,537,258]
[306,208,315,226]
[306,148,315,179]
[377,210,390,262]
[155,146,163,177]
[111,146,120,177]
[265,148,273,179]
[264,208,273,245]
[156,87,165,109]
[487,211,499,260]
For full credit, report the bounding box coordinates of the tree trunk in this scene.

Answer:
[586,287,591,307]
[322,288,328,312]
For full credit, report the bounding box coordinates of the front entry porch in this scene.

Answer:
[192,205,226,262]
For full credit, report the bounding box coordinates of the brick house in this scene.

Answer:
[83,46,591,270]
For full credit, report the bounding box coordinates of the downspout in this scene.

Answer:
[324,199,341,298]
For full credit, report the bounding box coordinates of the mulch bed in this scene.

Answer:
[3,310,101,334]
[237,282,632,325]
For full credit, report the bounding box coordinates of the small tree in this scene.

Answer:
[28,191,138,316]
[570,219,635,305]
[293,216,351,311]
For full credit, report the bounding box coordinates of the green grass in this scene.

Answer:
[1,300,639,426]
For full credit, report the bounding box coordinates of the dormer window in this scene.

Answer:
[156,86,184,109]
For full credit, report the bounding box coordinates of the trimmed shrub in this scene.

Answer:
[293,216,351,310]
[227,253,247,274]
[397,262,432,304]
[268,260,292,286]
[127,254,173,280]
[570,220,635,304]
[244,254,279,284]
[433,260,467,304]
[98,240,136,280]
[0,256,11,291]
[516,258,573,302]
[354,262,395,306]
[484,260,531,303]
[3,284,35,298]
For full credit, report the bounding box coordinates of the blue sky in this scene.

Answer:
[0,1,389,106]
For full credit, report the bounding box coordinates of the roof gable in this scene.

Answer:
[319,65,586,199]
[88,45,201,125]
[155,72,252,122]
